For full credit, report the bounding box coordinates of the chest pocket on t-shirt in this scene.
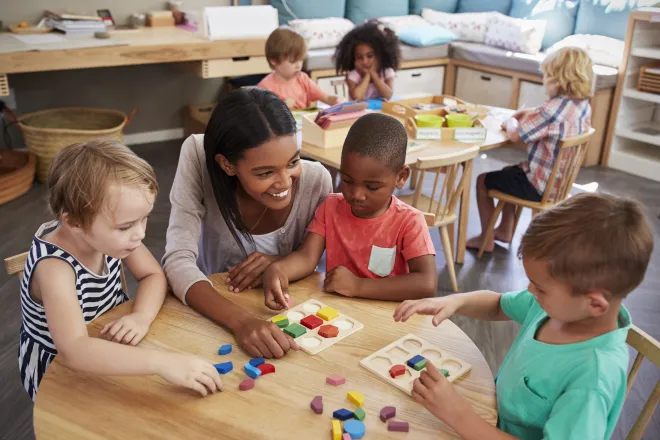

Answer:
[501,375,553,428]
[368,245,396,277]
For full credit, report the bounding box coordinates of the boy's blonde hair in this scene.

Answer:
[48,139,158,229]
[541,47,594,100]
[519,193,653,298]
[265,27,306,68]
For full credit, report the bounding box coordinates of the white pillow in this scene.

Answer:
[484,13,546,55]
[288,18,354,50]
[421,8,494,43]
[378,15,432,34]
[547,34,624,68]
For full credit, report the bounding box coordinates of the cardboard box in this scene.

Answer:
[301,113,357,149]
[183,103,216,138]
[382,95,489,121]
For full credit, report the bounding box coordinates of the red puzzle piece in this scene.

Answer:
[318,324,339,338]
[257,363,275,375]
[300,314,323,330]
[389,364,406,378]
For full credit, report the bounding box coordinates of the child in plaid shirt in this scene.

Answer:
[467,47,593,253]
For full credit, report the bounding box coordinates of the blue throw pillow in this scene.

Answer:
[410,0,459,15]
[574,0,649,41]
[398,26,457,47]
[346,0,409,23]
[457,0,512,14]
[509,0,579,49]
[270,0,346,25]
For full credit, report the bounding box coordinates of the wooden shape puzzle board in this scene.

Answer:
[360,334,471,396]
[269,299,363,355]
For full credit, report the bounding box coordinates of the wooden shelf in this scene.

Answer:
[631,46,660,60]
[622,88,660,104]
[616,122,660,147]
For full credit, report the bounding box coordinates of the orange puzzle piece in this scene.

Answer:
[318,324,339,338]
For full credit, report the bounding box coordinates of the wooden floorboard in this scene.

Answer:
[0,140,658,439]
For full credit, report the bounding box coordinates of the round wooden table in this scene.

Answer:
[34,273,497,439]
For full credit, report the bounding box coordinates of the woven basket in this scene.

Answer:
[18,107,132,182]
[0,150,37,206]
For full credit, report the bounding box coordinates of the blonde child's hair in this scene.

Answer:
[541,47,594,100]
[48,139,158,230]
[519,193,653,298]
[265,27,306,68]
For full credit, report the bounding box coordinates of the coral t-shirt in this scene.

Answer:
[307,194,435,278]
[257,72,326,109]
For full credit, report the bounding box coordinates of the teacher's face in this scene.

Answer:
[218,135,302,211]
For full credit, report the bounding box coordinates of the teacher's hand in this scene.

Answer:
[227,252,281,293]
[235,317,300,359]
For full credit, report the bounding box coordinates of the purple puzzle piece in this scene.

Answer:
[380,406,396,422]
[310,395,323,414]
[388,421,409,432]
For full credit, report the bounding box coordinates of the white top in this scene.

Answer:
[241,229,282,256]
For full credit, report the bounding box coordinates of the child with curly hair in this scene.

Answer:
[334,21,401,101]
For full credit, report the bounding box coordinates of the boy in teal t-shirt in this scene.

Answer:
[393,192,654,439]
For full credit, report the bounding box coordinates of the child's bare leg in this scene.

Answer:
[494,204,515,243]
[467,173,496,252]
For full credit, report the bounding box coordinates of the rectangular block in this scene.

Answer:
[317,306,339,321]
[413,358,428,371]
[283,322,307,338]
[407,355,425,369]
[300,314,323,329]
[388,421,409,432]
[332,420,342,440]
[272,315,289,328]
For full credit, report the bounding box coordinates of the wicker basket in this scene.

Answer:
[18,107,133,182]
[0,150,37,206]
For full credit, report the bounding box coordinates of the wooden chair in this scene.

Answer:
[625,325,660,440]
[4,251,128,293]
[399,146,479,292]
[477,128,596,259]
[330,78,349,101]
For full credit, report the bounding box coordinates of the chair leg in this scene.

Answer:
[440,226,459,293]
[410,168,418,190]
[512,206,523,237]
[478,200,505,259]
[445,222,456,259]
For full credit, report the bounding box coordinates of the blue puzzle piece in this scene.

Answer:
[214,361,233,374]
[218,344,232,355]
[249,357,265,367]
[343,420,366,439]
[244,363,262,379]
[332,408,354,421]
[407,354,425,369]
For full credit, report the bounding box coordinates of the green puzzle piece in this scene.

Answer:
[274,318,289,329]
[413,358,428,371]
[354,407,366,421]
[283,322,306,338]
[440,369,450,377]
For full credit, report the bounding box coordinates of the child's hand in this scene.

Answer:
[393,296,462,326]
[234,317,299,358]
[323,266,360,297]
[100,312,153,345]
[412,361,462,423]
[263,265,291,310]
[227,252,280,293]
[325,95,341,106]
[156,352,224,397]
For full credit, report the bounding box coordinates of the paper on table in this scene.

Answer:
[11,34,66,44]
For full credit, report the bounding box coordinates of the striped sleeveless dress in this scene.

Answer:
[18,221,128,401]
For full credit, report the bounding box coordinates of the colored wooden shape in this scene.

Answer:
[327,375,345,386]
[353,407,366,421]
[389,364,406,378]
[214,362,233,374]
[347,390,364,407]
[406,354,425,368]
[310,395,323,414]
[343,420,365,439]
[217,344,232,355]
[332,420,342,440]
[244,363,262,379]
[343,434,351,440]
[283,322,307,338]
[380,406,396,422]
[317,306,339,321]
[333,408,354,421]
[257,363,275,375]
[238,378,254,391]
[318,324,339,338]
[413,358,428,371]
[388,421,409,432]
[300,314,323,329]
[249,357,264,367]
[440,368,450,377]
[271,315,289,328]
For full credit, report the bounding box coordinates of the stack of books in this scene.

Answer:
[45,10,106,35]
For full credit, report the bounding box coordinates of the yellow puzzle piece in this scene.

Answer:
[332,419,342,440]
[347,390,364,407]
[271,315,287,323]
[317,306,339,321]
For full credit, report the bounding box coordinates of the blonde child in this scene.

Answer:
[334,21,401,101]
[19,140,223,401]
[395,193,653,439]
[467,47,593,253]
[257,27,340,109]
[262,113,437,308]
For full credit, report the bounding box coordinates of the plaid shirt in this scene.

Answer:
[518,96,591,198]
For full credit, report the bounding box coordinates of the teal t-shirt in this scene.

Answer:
[496,290,631,440]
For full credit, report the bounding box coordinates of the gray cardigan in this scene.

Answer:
[162,134,332,303]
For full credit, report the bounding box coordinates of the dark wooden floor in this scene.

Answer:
[1,140,658,439]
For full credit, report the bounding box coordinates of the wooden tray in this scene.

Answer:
[638,63,660,94]
[301,112,357,149]
[382,95,490,120]
[9,24,53,34]
[404,116,487,143]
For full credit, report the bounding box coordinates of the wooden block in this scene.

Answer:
[380,406,396,422]
[413,358,428,371]
[407,354,425,368]
[310,395,323,414]
[300,314,323,329]
[327,375,345,386]
[388,421,409,432]
[333,408,354,421]
[249,358,265,367]
[332,420,342,440]
[343,434,351,440]
[217,344,232,355]
[239,378,255,391]
[389,364,406,378]
[319,324,339,338]
[347,390,364,407]
[214,362,233,374]
[317,306,339,321]
[244,363,262,379]
[440,368,450,377]
[257,363,275,375]
[271,315,289,329]
[353,407,366,421]
[283,322,307,338]
[343,420,365,439]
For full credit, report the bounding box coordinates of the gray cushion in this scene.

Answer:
[449,41,617,90]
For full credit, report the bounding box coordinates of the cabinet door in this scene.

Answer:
[519,81,547,108]
[317,75,350,101]
[455,67,513,107]
[393,66,445,98]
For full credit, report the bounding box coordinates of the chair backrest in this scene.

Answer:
[540,128,596,205]
[330,78,349,100]
[410,147,479,224]
[625,325,660,440]
[4,251,128,293]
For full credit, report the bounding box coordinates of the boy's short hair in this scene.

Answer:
[519,193,653,298]
[48,139,158,230]
[265,27,306,68]
[342,113,407,172]
[542,46,594,100]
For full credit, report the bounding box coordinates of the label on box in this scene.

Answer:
[454,128,486,142]
[416,128,442,140]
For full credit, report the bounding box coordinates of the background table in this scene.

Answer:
[34,273,497,439]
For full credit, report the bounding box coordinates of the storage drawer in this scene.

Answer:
[394,66,444,97]
[519,81,547,108]
[455,67,512,108]
[184,56,271,79]
[317,75,350,101]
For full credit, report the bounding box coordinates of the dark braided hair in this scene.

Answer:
[342,113,407,172]
[333,21,401,74]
